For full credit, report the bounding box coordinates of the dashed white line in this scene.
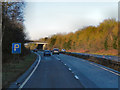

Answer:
[58,59,79,80]
[72,71,74,74]
[55,57,61,61]
[74,75,79,80]
[68,68,71,71]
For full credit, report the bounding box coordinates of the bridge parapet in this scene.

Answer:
[24,42,48,50]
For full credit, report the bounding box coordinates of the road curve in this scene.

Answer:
[56,54,119,88]
[22,53,84,88]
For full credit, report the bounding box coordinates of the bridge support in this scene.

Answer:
[37,43,47,50]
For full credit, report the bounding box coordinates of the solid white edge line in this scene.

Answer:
[99,66,120,76]
[89,62,120,76]
[18,53,41,90]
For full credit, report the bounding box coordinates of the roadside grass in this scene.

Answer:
[86,52,115,56]
[2,53,37,88]
[68,49,118,56]
[87,51,118,56]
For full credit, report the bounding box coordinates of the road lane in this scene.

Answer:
[23,54,83,88]
[57,54,119,88]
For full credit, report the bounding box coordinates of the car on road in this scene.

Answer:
[44,50,51,56]
[61,49,66,53]
[52,48,59,55]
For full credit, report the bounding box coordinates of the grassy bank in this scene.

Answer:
[67,49,118,56]
[2,53,37,88]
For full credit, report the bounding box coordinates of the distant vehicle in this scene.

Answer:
[61,49,66,53]
[52,48,59,55]
[33,49,38,52]
[44,50,51,56]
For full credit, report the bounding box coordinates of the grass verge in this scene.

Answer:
[67,49,118,56]
[2,53,37,88]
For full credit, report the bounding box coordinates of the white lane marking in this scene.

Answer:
[89,62,120,76]
[18,53,41,89]
[54,56,61,61]
[74,75,79,80]
[65,54,120,76]
[58,58,60,60]
[68,68,71,71]
[90,63,93,65]
[99,67,120,76]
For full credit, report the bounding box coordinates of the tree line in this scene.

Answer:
[2,2,29,63]
[41,19,119,55]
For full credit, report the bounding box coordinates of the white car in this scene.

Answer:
[52,48,59,55]
[61,49,66,53]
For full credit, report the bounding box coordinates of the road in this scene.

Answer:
[56,54,119,88]
[22,52,83,88]
[20,52,119,88]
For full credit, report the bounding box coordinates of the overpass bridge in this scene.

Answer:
[24,41,48,50]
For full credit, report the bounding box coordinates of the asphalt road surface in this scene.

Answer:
[23,53,84,88]
[55,54,119,88]
[21,52,119,88]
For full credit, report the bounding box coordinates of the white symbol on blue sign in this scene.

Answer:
[12,43,21,54]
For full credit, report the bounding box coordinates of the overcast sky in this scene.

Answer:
[24,1,118,40]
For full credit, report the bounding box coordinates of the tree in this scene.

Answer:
[104,38,108,50]
[2,2,27,63]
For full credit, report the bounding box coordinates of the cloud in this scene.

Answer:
[24,2,117,40]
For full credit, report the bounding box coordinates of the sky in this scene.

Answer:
[23,1,118,40]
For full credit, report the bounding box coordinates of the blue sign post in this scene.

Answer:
[12,43,21,54]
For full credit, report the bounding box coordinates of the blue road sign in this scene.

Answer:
[12,43,21,54]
